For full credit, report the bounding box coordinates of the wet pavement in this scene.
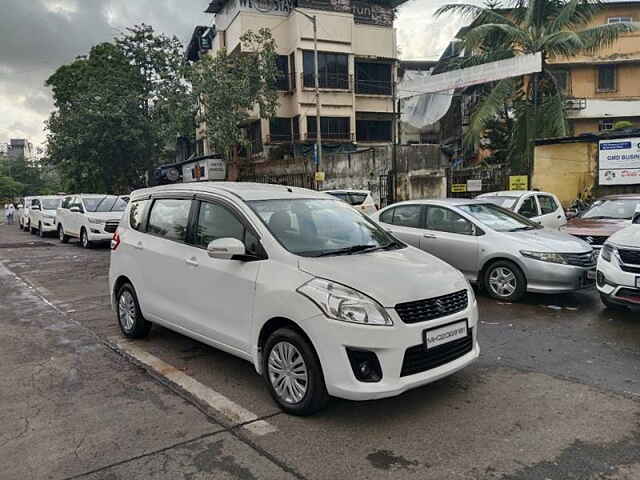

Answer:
[0,223,639,479]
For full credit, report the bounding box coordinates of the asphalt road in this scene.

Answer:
[1,223,639,480]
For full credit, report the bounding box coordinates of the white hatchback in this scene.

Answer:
[477,190,566,229]
[109,183,479,415]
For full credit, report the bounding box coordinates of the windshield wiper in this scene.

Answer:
[314,244,382,257]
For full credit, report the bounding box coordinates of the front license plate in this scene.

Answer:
[587,269,596,280]
[424,320,468,350]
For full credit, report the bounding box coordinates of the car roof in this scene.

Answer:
[477,190,548,197]
[385,198,491,208]
[598,194,640,200]
[323,189,371,194]
[131,182,333,202]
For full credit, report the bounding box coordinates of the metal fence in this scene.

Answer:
[238,172,315,190]
[448,164,510,198]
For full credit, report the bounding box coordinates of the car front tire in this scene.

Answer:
[80,228,92,249]
[262,327,328,416]
[483,260,526,302]
[38,223,45,238]
[116,283,151,339]
[58,225,70,243]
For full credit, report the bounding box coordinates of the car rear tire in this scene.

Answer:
[600,294,628,311]
[262,327,328,416]
[58,225,70,243]
[80,228,92,249]
[116,283,151,339]
[483,260,526,302]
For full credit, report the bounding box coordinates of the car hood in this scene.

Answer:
[86,211,124,222]
[608,225,640,247]
[498,229,592,253]
[560,218,630,237]
[297,246,468,307]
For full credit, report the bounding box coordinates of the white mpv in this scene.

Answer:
[108,183,479,415]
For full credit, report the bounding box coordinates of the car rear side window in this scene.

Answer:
[426,206,474,235]
[129,200,149,231]
[391,204,423,228]
[537,195,558,215]
[379,208,394,224]
[518,196,538,218]
[349,193,367,206]
[147,199,191,242]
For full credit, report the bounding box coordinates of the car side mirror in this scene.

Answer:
[207,238,246,260]
[70,206,82,213]
[566,209,578,220]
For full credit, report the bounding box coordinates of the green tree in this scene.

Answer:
[436,0,637,172]
[189,28,279,161]
[45,25,196,193]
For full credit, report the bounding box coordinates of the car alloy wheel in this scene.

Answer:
[488,266,517,298]
[118,290,136,332]
[267,341,309,404]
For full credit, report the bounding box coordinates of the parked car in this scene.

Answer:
[18,196,32,231]
[109,183,479,415]
[597,207,640,310]
[476,190,567,229]
[28,196,63,237]
[372,199,596,302]
[323,189,378,215]
[561,194,640,250]
[57,194,127,248]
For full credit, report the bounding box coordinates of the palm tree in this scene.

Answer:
[435,0,637,172]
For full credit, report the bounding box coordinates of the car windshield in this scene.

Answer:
[326,192,368,206]
[458,203,542,232]
[41,199,61,210]
[249,198,400,257]
[83,196,127,213]
[477,196,518,209]
[581,199,640,220]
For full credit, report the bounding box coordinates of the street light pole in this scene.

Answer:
[296,9,322,189]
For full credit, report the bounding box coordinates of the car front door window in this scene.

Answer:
[426,206,474,235]
[517,196,539,219]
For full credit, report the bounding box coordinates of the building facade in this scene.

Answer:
[193,0,404,161]
[6,138,34,161]
[548,1,640,134]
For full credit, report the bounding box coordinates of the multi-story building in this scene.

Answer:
[192,0,406,160]
[6,138,34,161]
[548,1,640,134]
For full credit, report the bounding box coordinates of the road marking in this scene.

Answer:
[111,338,278,436]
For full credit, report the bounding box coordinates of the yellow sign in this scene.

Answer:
[509,175,528,190]
[451,184,467,193]
[315,171,325,182]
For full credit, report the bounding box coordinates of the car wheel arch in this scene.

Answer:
[478,256,527,285]
[113,275,134,305]
[256,317,322,376]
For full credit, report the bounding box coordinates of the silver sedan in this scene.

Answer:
[371,199,597,302]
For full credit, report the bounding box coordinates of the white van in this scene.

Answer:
[28,196,63,237]
[57,194,127,248]
[109,182,479,415]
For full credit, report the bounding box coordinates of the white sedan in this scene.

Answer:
[476,190,566,229]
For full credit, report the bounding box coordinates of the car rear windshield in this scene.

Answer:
[41,199,62,210]
[458,203,542,232]
[83,196,128,213]
[581,199,640,220]
[326,192,368,206]
[477,196,518,209]
[248,198,398,257]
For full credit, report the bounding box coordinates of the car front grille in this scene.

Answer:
[400,329,474,377]
[618,248,640,265]
[574,235,608,247]
[395,290,468,324]
[616,288,640,303]
[104,221,119,234]
[620,264,640,274]
[563,251,596,267]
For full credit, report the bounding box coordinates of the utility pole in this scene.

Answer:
[296,9,322,189]
[391,63,398,204]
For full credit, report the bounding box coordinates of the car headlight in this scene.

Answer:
[88,217,104,224]
[466,281,476,304]
[520,251,568,265]
[601,243,615,262]
[297,278,393,326]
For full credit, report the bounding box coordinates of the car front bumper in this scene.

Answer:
[40,221,57,233]
[597,257,640,307]
[522,258,595,293]
[304,297,479,401]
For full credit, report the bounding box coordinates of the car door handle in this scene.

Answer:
[185,257,199,267]
[134,242,144,250]
[423,233,437,239]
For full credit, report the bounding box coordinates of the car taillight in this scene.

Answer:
[111,231,121,251]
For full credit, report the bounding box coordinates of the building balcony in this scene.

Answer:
[301,73,353,92]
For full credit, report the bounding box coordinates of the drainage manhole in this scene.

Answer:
[0,241,55,249]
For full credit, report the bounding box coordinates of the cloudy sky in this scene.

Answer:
[0,0,469,149]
